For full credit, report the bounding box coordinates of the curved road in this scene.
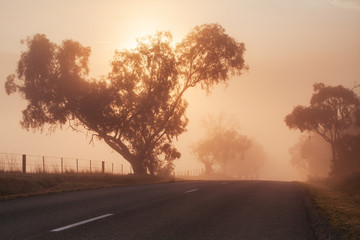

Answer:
[0,180,318,239]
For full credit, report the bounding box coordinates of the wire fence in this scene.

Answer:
[0,152,204,177]
[175,169,205,177]
[0,152,133,175]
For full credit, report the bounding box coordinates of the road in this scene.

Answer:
[0,180,318,240]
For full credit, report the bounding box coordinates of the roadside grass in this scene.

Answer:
[0,172,175,200]
[303,172,360,239]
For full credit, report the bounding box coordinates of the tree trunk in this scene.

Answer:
[148,167,155,176]
[330,142,339,176]
[204,162,214,175]
[130,160,147,175]
[103,137,148,175]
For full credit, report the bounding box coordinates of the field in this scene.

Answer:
[0,172,174,200]
[303,172,360,239]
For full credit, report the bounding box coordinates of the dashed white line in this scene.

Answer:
[184,189,199,193]
[51,214,114,232]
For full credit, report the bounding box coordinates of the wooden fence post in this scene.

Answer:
[76,158,78,173]
[61,158,63,173]
[22,154,26,173]
[43,156,45,173]
[102,161,105,174]
[90,160,92,173]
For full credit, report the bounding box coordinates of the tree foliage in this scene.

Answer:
[5,24,247,175]
[285,83,360,175]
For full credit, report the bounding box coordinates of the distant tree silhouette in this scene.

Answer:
[285,83,360,175]
[4,24,247,175]
[193,129,251,175]
[289,133,331,179]
[225,140,266,180]
[192,115,252,176]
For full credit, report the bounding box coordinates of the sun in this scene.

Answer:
[115,22,159,51]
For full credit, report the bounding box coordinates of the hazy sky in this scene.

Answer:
[1,0,359,180]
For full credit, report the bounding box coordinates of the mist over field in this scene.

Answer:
[1,0,360,180]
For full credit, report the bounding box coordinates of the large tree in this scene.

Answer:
[5,24,247,175]
[285,83,360,175]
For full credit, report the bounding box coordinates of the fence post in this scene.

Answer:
[22,154,26,173]
[90,160,92,173]
[61,158,63,173]
[76,158,78,173]
[121,164,123,175]
[43,156,45,173]
[112,163,114,174]
[102,161,105,174]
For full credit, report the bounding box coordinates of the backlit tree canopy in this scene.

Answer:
[5,24,247,175]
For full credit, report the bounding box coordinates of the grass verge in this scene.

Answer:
[302,172,360,239]
[0,172,175,200]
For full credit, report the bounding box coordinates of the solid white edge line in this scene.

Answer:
[184,189,199,193]
[51,214,114,232]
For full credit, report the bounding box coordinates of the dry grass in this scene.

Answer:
[303,172,360,240]
[0,172,175,200]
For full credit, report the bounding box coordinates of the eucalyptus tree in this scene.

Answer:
[5,24,247,175]
[285,83,360,175]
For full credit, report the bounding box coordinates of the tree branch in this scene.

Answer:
[103,135,135,162]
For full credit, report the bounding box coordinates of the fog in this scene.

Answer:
[1,0,360,180]
[224,140,267,180]
[289,134,331,180]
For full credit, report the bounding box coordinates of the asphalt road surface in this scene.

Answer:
[0,180,318,240]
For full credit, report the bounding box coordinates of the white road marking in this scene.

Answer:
[184,189,199,193]
[51,214,114,232]
[222,182,228,185]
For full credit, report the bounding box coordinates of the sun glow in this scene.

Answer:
[115,22,159,51]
